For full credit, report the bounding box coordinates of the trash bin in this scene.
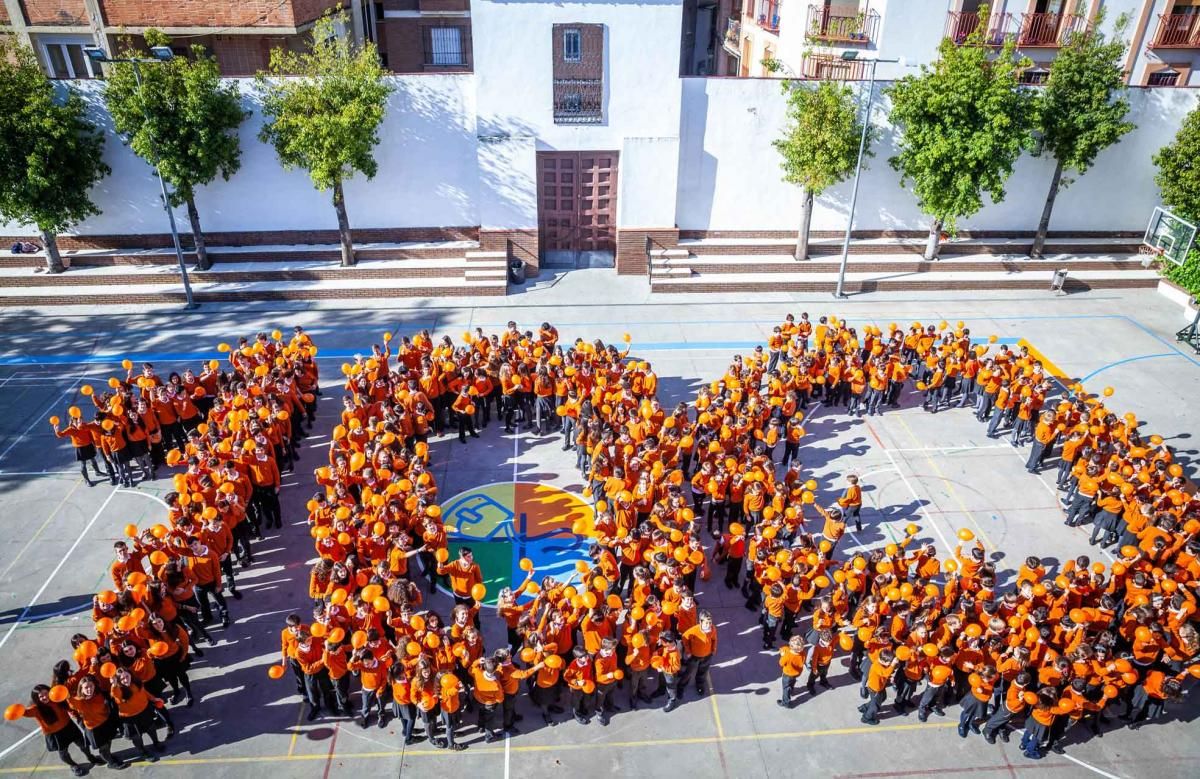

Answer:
[1050,268,1068,293]
[508,259,526,285]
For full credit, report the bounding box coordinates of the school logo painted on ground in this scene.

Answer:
[440,481,594,605]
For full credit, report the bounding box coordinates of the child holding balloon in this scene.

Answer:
[7,686,105,776]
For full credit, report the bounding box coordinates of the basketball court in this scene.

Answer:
[0,283,1198,777]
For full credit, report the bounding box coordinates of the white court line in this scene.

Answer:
[0,487,118,654]
[0,379,83,465]
[1003,446,1115,562]
[117,487,172,509]
[878,447,954,554]
[504,733,512,779]
[0,729,38,762]
[0,469,78,476]
[1061,752,1124,779]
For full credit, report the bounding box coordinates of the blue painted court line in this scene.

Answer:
[1079,353,1180,383]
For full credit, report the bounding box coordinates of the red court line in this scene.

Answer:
[322,723,340,779]
[864,420,887,450]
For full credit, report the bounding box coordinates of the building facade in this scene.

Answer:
[687,0,1200,86]
[0,0,1194,278]
[0,0,476,75]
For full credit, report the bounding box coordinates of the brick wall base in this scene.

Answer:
[480,228,540,278]
[0,226,480,252]
[616,227,679,275]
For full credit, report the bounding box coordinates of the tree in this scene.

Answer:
[773,80,871,260]
[1154,106,1200,223]
[256,14,392,267]
[0,39,110,274]
[887,20,1034,260]
[1028,14,1133,258]
[104,31,248,270]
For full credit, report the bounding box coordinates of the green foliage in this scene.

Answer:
[1154,104,1200,223]
[0,39,110,234]
[886,21,1034,231]
[104,31,248,207]
[1034,13,1133,186]
[1164,249,1200,296]
[256,14,393,192]
[773,80,869,196]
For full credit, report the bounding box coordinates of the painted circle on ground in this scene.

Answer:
[439,481,594,606]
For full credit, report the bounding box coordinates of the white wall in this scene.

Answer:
[471,0,684,228]
[1,75,481,238]
[676,76,1197,233]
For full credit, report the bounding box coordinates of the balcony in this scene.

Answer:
[553,79,602,125]
[807,4,880,45]
[724,17,742,56]
[798,53,868,80]
[945,10,1013,46]
[1152,13,1200,48]
[757,0,781,34]
[1015,12,1090,48]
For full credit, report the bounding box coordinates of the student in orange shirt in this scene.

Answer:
[682,610,718,697]
[837,475,863,532]
[52,416,106,486]
[777,635,806,709]
[19,685,105,776]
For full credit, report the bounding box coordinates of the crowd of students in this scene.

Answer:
[279,314,1198,762]
[6,328,321,774]
[749,315,1200,759]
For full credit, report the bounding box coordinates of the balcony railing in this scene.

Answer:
[807,4,880,45]
[552,79,603,125]
[757,0,781,34]
[945,10,1013,46]
[797,53,868,81]
[724,16,742,56]
[1016,12,1089,47]
[1152,12,1200,48]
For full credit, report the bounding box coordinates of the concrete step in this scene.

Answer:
[649,267,1161,294]
[465,250,508,262]
[675,236,1144,256]
[0,276,507,306]
[12,240,483,267]
[651,253,1155,275]
[0,257,508,287]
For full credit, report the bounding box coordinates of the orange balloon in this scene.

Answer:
[267,665,285,679]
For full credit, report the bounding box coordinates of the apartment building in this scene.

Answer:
[684,0,1200,86]
[0,0,476,76]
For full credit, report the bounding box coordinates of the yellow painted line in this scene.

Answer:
[0,477,83,581]
[709,694,725,740]
[896,415,998,552]
[287,702,304,757]
[1017,338,1069,381]
[0,721,957,772]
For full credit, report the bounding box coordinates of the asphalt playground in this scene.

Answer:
[0,277,1198,778]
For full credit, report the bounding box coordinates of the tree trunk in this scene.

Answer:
[332,179,355,267]
[795,189,814,261]
[1029,159,1064,260]
[40,229,64,274]
[186,196,210,271]
[924,219,943,261]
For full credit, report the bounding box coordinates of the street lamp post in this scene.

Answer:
[84,45,197,309]
[833,52,899,299]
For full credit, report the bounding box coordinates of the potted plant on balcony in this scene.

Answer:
[850,12,867,41]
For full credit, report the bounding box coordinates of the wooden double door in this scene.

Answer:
[536,151,618,261]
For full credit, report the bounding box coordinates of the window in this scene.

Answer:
[40,41,97,80]
[1148,70,1181,87]
[429,27,464,66]
[563,29,581,62]
[1018,67,1050,85]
